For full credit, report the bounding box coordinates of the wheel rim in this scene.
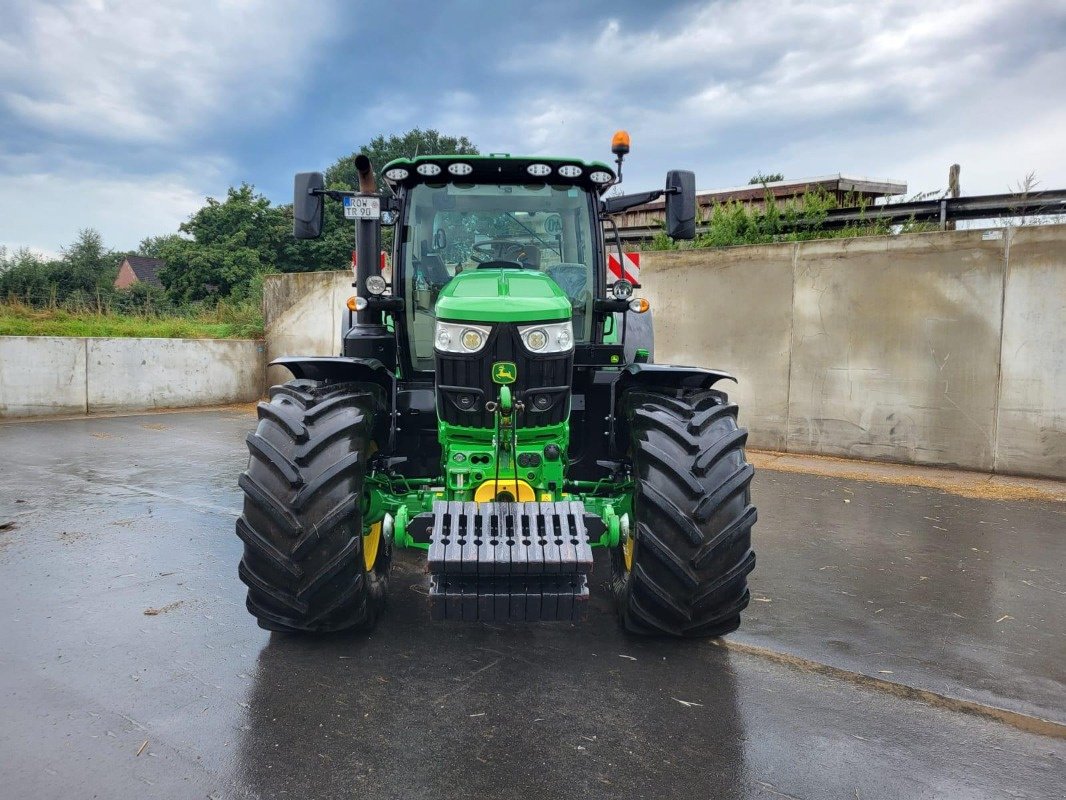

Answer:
[620,512,634,572]
[622,534,634,572]
[363,522,382,571]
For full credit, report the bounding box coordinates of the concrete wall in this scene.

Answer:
[262,271,351,387]
[995,226,1066,477]
[262,226,1066,479]
[641,247,794,451]
[786,234,1004,469]
[642,225,1066,479]
[0,336,265,418]
[0,337,87,417]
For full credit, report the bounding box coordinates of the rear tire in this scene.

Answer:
[236,379,390,633]
[612,389,756,637]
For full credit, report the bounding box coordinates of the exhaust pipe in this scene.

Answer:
[354,154,376,194]
[352,154,381,326]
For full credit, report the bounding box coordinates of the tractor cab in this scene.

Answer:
[380,155,616,374]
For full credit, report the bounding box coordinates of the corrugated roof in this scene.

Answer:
[632,174,908,211]
[697,174,908,200]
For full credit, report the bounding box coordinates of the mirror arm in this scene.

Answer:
[602,189,664,216]
[309,188,374,201]
[595,298,630,314]
[368,296,404,313]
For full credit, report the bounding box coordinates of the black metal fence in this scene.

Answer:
[613,189,1066,243]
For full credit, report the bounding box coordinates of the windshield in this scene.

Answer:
[403,182,596,371]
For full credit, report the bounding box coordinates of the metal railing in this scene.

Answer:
[611,189,1066,242]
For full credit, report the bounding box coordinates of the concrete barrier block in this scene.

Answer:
[641,248,795,450]
[87,338,265,413]
[263,271,350,387]
[995,226,1066,478]
[0,336,87,417]
[787,232,1005,470]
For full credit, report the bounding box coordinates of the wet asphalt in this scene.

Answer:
[0,409,1063,800]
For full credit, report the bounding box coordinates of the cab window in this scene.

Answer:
[403,182,596,371]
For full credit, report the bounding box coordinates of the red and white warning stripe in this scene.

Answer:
[351,250,390,278]
[607,251,640,284]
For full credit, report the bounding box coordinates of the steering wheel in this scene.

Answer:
[472,240,538,267]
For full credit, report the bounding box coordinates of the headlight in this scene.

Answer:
[526,329,547,350]
[434,321,491,353]
[365,275,387,295]
[461,329,484,350]
[611,279,633,300]
[517,321,573,354]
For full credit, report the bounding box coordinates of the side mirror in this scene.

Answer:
[664,169,696,240]
[293,172,325,239]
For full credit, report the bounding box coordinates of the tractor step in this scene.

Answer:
[424,501,596,622]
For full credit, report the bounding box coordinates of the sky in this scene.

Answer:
[2,0,1065,257]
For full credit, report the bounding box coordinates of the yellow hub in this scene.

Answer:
[363,522,382,571]
[622,531,635,572]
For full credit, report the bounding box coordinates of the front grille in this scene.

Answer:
[435,322,572,428]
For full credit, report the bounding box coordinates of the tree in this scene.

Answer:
[749,172,784,185]
[57,228,118,298]
[0,229,117,305]
[138,234,186,259]
[327,129,479,193]
[0,247,50,298]
[158,236,265,302]
[157,185,285,301]
[145,129,481,299]
[280,129,481,274]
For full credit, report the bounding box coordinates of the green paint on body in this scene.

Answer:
[362,153,635,556]
[435,268,571,323]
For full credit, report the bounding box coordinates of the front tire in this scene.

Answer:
[236,379,390,633]
[613,389,756,637]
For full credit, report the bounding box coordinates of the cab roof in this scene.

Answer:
[380,154,617,194]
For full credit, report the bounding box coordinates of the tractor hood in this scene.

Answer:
[434,268,571,323]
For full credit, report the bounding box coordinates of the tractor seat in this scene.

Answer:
[545,263,588,301]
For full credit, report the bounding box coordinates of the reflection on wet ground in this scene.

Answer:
[1,410,1063,799]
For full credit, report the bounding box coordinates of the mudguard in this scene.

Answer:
[270,356,394,392]
[620,309,655,363]
[608,363,736,455]
[270,356,397,447]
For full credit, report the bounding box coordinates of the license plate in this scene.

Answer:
[343,196,380,220]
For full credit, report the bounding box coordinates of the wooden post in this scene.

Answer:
[946,164,960,230]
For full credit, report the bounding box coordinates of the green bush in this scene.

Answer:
[644,187,892,251]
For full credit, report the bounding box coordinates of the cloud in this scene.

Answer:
[466,0,1066,193]
[0,0,342,252]
[0,0,341,145]
[3,0,1065,255]
[0,153,220,253]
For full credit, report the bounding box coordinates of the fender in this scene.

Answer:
[271,356,397,448]
[608,363,736,455]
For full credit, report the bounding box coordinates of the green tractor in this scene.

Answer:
[236,133,756,637]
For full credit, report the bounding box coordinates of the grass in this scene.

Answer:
[0,300,264,339]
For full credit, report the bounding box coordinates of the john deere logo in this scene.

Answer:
[492,361,517,384]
